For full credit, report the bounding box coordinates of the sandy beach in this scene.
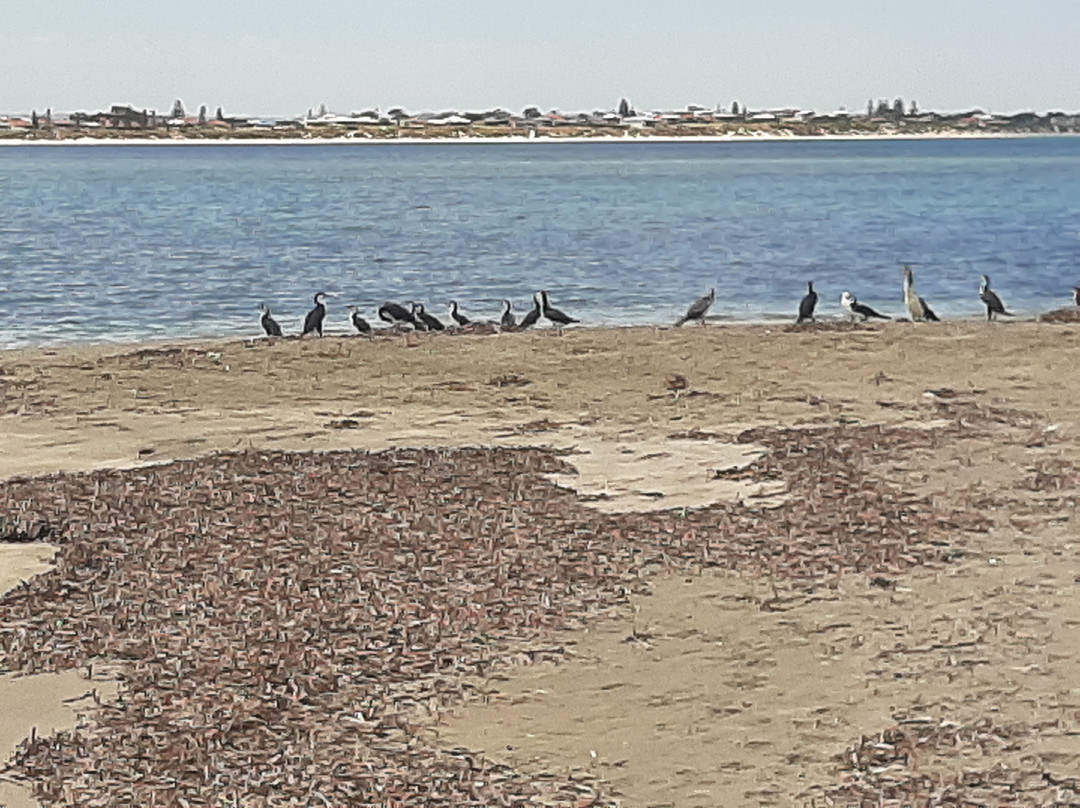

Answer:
[2,320,1080,805]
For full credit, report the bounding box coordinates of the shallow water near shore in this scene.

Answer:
[1,136,1079,347]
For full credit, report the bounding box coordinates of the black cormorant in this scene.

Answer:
[796,281,818,324]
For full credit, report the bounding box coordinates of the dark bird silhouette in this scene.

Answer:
[796,281,818,324]
[1073,286,1080,307]
[347,305,372,335]
[449,301,470,327]
[675,287,716,326]
[258,303,283,337]
[540,290,578,327]
[840,291,890,321]
[500,299,516,329]
[378,301,415,327]
[302,292,328,336]
[518,294,541,330]
[413,302,445,331]
[979,274,1012,321]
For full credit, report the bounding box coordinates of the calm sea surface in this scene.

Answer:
[1,137,1078,347]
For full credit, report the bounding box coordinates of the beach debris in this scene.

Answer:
[0,421,1000,805]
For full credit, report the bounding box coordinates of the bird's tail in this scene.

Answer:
[674,316,688,327]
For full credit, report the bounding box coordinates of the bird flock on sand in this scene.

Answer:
[257,291,579,338]
[258,268,1080,338]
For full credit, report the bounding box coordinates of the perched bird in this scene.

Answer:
[258,303,283,337]
[302,292,328,336]
[378,301,415,327]
[796,281,818,324]
[413,302,445,331]
[518,293,542,330]
[499,299,516,329]
[979,274,1012,321]
[539,290,579,327]
[347,305,372,335]
[840,291,890,322]
[675,288,716,327]
[1073,287,1080,306]
[448,301,470,327]
[901,265,940,322]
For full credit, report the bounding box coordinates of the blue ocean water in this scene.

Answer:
[1,137,1079,347]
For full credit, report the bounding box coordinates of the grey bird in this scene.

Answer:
[675,288,716,326]
[979,274,1012,321]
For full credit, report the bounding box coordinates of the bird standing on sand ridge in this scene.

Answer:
[347,305,372,335]
[979,274,1012,321]
[449,301,470,327]
[1073,286,1080,307]
[258,303,283,337]
[518,293,541,330]
[675,288,716,326]
[413,302,445,331]
[840,291,890,322]
[378,301,415,327]
[796,281,818,324]
[302,292,328,336]
[902,265,940,322]
[500,299,516,329]
[539,290,578,328]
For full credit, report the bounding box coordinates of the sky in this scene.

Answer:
[2,0,1077,117]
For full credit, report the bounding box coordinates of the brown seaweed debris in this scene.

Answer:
[0,423,992,805]
[821,716,1080,807]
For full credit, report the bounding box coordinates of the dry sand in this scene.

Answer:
[2,320,1079,805]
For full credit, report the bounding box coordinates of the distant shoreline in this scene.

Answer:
[1,130,1073,147]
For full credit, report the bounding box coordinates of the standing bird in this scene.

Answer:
[378,301,415,327]
[302,292,328,336]
[518,293,542,330]
[1073,286,1080,307]
[675,287,716,327]
[448,301,470,327]
[539,290,579,327]
[901,265,940,322]
[500,299,516,329]
[347,305,372,335]
[796,281,818,324]
[840,291,890,322]
[413,302,445,331]
[258,303,283,337]
[979,274,1012,321]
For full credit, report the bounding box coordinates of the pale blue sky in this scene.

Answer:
[2,1,1076,116]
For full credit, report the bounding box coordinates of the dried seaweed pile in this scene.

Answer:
[0,425,990,805]
[827,718,1080,807]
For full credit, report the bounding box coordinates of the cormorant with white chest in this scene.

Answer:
[540,290,578,327]
[796,281,818,324]
[449,301,470,327]
[258,303,283,337]
[378,301,415,327]
[840,291,890,322]
[979,274,1012,321]
[675,288,715,326]
[1073,287,1080,307]
[302,292,328,337]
